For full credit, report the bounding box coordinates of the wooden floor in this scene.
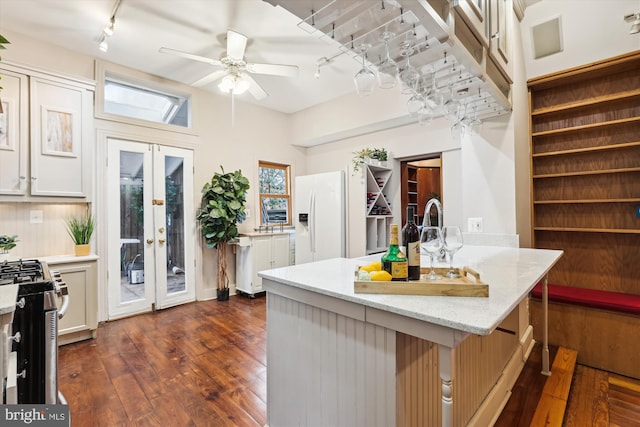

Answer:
[59,295,267,427]
[59,295,640,427]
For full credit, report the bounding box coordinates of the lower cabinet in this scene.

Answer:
[236,233,293,296]
[45,257,98,345]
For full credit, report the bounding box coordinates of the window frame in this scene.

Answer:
[258,161,292,227]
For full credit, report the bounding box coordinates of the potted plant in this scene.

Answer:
[66,212,95,256]
[352,147,389,173]
[196,166,250,301]
[0,234,18,260]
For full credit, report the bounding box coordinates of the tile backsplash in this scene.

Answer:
[0,202,91,258]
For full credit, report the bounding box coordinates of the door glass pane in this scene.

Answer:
[120,151,145,303]
[165,156,186,294]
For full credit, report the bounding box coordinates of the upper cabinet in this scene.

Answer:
[487,0,513,83]
[0,62,94,200]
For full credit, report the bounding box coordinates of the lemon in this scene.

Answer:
[360,261,382,273]
[370,270,392,281]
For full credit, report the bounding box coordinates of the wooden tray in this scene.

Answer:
[354,267,489,297]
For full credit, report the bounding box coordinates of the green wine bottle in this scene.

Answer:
[402,207,421,280]
[381,224,408,281]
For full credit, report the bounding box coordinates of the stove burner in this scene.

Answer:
[0,259,45,284]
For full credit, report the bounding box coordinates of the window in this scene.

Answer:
[259,161,291,226]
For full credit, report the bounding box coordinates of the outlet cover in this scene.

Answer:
[30,210,43,224]
[468,217,483,233]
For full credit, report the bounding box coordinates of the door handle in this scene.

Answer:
[146,238,154,244]
[158,239,166,244]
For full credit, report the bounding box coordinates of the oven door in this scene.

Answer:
[5,351,18,404]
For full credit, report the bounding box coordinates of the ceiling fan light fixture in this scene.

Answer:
[218,74,250,95]
[234,75,251,94]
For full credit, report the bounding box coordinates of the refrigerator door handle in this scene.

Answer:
[309,191,316,253]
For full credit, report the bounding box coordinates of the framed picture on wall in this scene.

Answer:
[0,99,12,151]
[41,106,77,157]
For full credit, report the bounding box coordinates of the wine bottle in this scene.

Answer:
[381,224,408,281]
[402,207,421,280]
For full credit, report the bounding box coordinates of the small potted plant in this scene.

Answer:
[0,234,18,260]
[66,212,95,256]
[196,166,250,301]
[352,147,389,173]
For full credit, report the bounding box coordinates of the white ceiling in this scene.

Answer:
[0,0,361,114]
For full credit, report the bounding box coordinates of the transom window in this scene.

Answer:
[259,161,291,226]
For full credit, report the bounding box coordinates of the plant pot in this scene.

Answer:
[74,244,90,256]
[217,288,230,301]
[0,252,10,261]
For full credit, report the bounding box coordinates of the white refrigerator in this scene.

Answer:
[295,171,346,264]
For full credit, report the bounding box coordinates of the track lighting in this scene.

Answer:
[98,34,109,52]
[624,12,640,34]
[97,0,122,52]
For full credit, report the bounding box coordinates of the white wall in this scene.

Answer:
[520,0,640,79]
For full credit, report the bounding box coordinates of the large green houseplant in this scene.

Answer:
[196,166,250,301]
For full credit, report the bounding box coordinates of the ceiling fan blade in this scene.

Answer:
[192,69,228,87]
[246,62,299,78]
[159,47,223,66]
[226,30,248,61]
[243,74,268,100]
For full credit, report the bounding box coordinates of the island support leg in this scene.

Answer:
[541,275,551,376]
[439,345,455,427]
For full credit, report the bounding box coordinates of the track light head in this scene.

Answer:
[624,12,640,34]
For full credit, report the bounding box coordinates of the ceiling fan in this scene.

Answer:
[159,30,299,100]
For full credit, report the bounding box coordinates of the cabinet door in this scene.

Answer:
[0,69,28,195]
[252,237,273,288]
[271,234,291,269]
[488,0,512,80]
[29,77,92,197]
[454,0,489,47]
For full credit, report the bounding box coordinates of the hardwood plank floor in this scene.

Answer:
[59,295,267,427]
[60,296,640,426]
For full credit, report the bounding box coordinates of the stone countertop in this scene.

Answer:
[258,245,563,336]
[0,284,18,316]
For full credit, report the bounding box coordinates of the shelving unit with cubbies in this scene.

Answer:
[365,164,393,254]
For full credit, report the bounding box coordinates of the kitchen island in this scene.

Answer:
[259,245,562,427]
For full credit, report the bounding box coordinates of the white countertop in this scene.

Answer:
[240,229,295,237]
[0,284,18,316]
[259,245,563,336]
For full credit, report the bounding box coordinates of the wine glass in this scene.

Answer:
[377,31,398,89]
[354,44,375,97]
[420,226,444,280]
[443,226,464,278]
[399,41,419,94]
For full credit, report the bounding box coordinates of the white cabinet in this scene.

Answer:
[365,164,393,254]
[0,62,94,200]
[236,233,293,297]
[46,256,98,346]
[488,0,513,82]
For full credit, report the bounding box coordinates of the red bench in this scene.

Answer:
[531,282,640,316]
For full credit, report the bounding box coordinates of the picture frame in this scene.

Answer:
[41,106,78,157]
[0,99,13,151]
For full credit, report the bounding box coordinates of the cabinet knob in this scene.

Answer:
[158,227,165,233]
[158,239,166,244]
[491,32,500,40]
[146,238,154,244]
[31,176,37,180]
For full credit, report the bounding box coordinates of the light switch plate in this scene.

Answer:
[30,210,43,224]
[468,217,483,232]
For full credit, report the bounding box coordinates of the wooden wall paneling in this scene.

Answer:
[531,121,640,154]
[534,202,640,231]
[532,145,640,175]
[533,171,640,201]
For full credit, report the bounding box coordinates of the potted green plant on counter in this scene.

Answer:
[66,212,95,256]
[0,234,18,260]
[196,166,250,301]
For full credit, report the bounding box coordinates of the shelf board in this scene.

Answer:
[531,89,640,117]
[534,227,640,235]
[531,117,640,137]
[534,198,640,204]
[532,141,640,158]
[532,167,640,179]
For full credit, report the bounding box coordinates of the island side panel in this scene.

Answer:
[266,291,396,427]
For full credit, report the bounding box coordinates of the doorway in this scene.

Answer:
[400,155,442,227]
[107,139,195,319]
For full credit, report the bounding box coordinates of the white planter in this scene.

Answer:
[0,252,10,262]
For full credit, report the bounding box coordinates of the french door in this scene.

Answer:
[107,139,195,319]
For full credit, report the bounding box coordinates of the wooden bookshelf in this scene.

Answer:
[529,50,640,292]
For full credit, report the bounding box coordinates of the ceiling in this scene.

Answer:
[0,0,361,114]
